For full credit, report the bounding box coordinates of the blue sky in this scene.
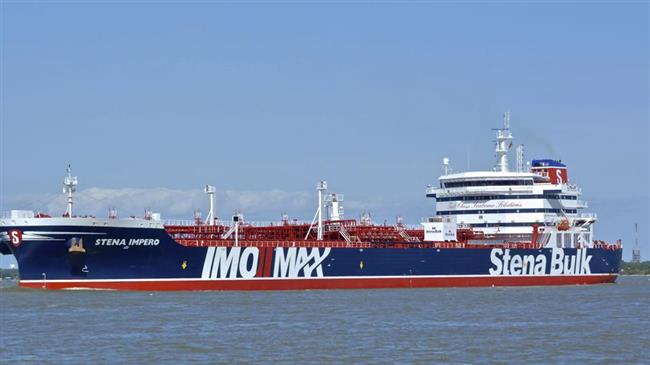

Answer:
[0,1,648,266]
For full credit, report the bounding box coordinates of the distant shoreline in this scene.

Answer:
[620,261,650,275]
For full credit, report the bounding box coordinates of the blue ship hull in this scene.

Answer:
[1,224,622,290]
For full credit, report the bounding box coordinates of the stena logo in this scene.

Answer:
[9,230,22,247]
[489,248,546,275]
[273,247,331,278]
[549,248,592,275]
[202,247,259,279]
[489,248,592,276]
[556,170,564,184]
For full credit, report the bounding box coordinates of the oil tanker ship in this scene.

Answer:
[0,115,622,290]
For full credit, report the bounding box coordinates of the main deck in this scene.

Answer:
[164,220,621,250]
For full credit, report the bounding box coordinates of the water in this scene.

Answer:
[1,277,649,364]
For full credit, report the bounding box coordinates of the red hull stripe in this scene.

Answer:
[263,247,273,277]
[19,274,618,291]
[256,247,266,277]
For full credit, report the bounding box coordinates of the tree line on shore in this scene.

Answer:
[620,261,650,275]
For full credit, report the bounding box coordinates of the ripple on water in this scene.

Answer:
[1,277,649,364]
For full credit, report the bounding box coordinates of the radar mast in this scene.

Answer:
[495,112,513,172]
[62,164,78,217]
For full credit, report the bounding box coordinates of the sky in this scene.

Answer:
[0,1,648,266]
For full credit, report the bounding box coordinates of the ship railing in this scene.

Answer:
[592,240,623,250]
[176,239,377,249]
[237,220,311,227]
[175,238,589,250]
[1,210,36,219]
[401,224,423,230]
[421,216,456,224]
[163,219,312,227]
[164,219,200,226]
[577,213,597,219]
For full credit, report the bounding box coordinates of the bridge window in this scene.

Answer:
[442,179,533,188]
[436,194,578,202]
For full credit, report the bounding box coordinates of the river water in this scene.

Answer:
[1,276,648,364]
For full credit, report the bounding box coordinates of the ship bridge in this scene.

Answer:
[426,113,592,245]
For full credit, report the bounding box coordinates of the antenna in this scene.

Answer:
[317,181,327,240]
[632,223,641,263]
[204,185,216,225]
[305,181,327,240]
[516,144,525,173]
[494,112,513,172]
[234,213,243,246]
[442,157,451,176]
[62,164,78,217]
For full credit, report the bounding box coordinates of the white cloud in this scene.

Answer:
[2,187,312,221]
[1,187,423,224]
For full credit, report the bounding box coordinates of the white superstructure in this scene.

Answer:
[426,113,597,248]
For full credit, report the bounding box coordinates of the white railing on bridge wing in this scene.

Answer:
[426,187,438,195]
[578,213,597,219]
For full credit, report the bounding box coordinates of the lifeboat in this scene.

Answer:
[556,218,571,231]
